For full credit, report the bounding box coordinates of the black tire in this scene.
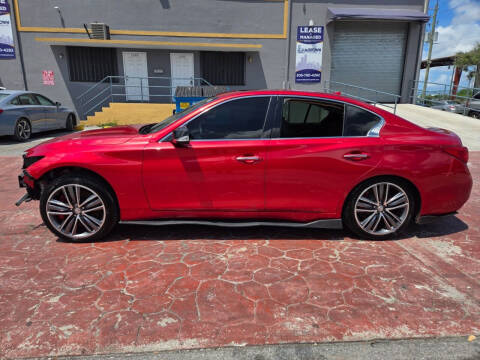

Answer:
[343,177,415,240]
[65,114,75,131]
[469,111,480,119]
[40,173,119,242]
[13,118,32,141]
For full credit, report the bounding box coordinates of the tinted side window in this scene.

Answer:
[10,97,20,105]
[187,97,270,140]
[18,94,39,105]
[280,99,344,138]
[35,94,55,106]
[344,105,381,136]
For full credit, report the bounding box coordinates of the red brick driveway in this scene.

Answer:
[0,154,479,358]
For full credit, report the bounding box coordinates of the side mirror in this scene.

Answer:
[172,126,190,146]
[55,102,61,107]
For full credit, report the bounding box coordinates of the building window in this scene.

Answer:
[67,47,118,82]
[200,52,245,86]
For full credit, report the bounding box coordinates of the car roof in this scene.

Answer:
[216,89,365,102]
[214,89,386,113]
[0,90,34,97]
[0,90,24,94]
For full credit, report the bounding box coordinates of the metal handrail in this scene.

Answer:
[324,80,402,114]
[81,86,111,108]
[75,76,110,100]
[410,79,479,116]
[77,75,214,118]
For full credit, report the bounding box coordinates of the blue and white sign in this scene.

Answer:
[0,0,15,59]
[295,26,323,83]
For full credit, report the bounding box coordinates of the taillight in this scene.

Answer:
[449,106,456,110]
[0,109,3,114]
[443,146,469,163]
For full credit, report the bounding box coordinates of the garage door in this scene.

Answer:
[331,21,408,102]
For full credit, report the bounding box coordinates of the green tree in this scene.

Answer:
[455,43,480,89]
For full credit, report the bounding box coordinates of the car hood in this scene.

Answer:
[25,125,146,156]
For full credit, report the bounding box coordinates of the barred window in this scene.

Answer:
[67,47,118,82]
[200,52,245,86]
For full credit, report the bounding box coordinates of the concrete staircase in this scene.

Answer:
[82,103,176,126]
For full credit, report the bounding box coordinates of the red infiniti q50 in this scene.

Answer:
[17,90,472,241]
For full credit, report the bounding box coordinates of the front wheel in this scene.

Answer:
[40,174,119,242]
[65,114,75,131]
[469,111,480,119]
[343,178,415,240]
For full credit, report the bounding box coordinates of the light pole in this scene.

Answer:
[422,1,438,97]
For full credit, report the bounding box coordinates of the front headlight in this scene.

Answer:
[22,155,44,169]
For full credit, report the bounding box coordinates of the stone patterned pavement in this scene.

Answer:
[0,154,479,358]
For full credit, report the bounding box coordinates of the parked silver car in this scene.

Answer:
[0,90,76,141]
[466,92,480,119]
[431,100,465,114]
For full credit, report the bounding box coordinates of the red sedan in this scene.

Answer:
[17,90,472,241]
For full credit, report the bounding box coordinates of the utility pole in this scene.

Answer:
[422,0,438,97]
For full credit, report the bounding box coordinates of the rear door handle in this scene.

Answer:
[236,155,262,164]
[343,153,369,161]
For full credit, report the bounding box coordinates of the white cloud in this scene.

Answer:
[428,0,480,58]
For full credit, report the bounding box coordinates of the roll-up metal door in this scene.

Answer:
[331,21,408,102]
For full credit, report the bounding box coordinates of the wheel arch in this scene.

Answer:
[38,166,120,215]
[342,175,422,221]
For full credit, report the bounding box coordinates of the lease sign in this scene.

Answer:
[295,26,323,83]
[42,70,55,85]
[0,0,15,59]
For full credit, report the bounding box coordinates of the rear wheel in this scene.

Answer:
[13,118,31,141]
[469,111,480,119]
[40,174,119,242]
[343,178,415,240]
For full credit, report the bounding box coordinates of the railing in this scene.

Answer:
[76,75,213,119]
[410,80,480,117]
[323,80,402,114]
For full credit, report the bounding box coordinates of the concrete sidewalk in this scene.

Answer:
[379,104,480,151]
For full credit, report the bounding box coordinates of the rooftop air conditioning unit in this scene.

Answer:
[90,23,110,40]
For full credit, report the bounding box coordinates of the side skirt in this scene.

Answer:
[119,219,343,229]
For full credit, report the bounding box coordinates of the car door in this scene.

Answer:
[143,96,272,212]
[34,94,60,130]
[264,97,384,217]
[16,94,46,132]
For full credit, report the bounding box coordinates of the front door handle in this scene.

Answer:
[236,155,262,164]
[343,153,369,161]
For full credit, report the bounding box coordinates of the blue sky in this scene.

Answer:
[420,0,480,91]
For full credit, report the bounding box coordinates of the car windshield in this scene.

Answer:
[145,97,217,134]
[446,101,457,104]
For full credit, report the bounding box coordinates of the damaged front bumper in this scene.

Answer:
[16,170,38,206]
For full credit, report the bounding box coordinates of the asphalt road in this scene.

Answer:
[34,337,480,360]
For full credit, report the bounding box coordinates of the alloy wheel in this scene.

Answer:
[46,184,106,240]
[17,119,31,140]
[353,182,410,236]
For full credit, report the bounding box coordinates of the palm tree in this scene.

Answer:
[455,43,480,90]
